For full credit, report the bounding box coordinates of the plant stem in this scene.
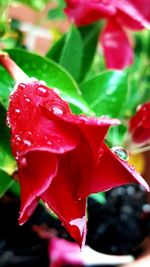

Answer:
[0,52,29,83]
[132,145,150,154]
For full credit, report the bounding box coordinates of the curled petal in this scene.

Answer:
[129,102,150,145]
[41,155,87,248]
[78,143,149,198]
[8,81,80,158]
[43,105,120,159]
[100,20,134,69]
[64,0,116,26]
[18,151,58,225]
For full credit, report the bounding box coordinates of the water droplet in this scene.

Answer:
[78,198,81,201]
[23,139,31,146]
[37,87,49,97]
[18,83,26,90]
[79,115,88,122]
[111,146,129,161]
[15,109,20,114]
[19,157,27,168]
[25,98,31,103]
[47,141,52,145]
[6,117,11,128]
[15,134,21,142]
[27,131,32,136]
[51,106,64,115]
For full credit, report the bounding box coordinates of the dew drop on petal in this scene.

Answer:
[27,131,32,136]
[47,141,52,145]
[18,83,26,90]
[37,87,49,97]
[15,134,21,142]
[25,98,31,103]
[51,106,64,115]
[79,115,88,122]
[6,117,11,128]
[23,139,32,146]
[15,109,21,114]
[19,157,27,168]
[111,146,129,161]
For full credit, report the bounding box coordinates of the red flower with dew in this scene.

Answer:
[7,81,149,247]
[0,54,149,248]
[129,102,150,146]
[64,0,150,69]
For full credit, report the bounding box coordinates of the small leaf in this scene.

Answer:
[79,23,101,81]
[0,170,14,198]
[90,192,106,205]
[59,25,83,81]
[80,70,128,117]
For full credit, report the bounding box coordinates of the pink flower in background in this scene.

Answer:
[48,237,133,267]
[8,81,149,247]
[129,102,150,146]
[64,0,150,69]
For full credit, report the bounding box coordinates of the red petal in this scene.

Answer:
[8,82,80,159]
[116,0,150,30]
[18,151,58,224]
[41,155,87,248]
[42,106,120,159]
[80,143,149,197]
[64,0,116,26]
[100,20,134,69]
[129,102,150,145]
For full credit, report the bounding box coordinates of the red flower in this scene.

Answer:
[64,0,150,69]
[129,102,150,146]
[8,81,149,247]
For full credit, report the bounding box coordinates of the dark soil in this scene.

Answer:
[0,184,150,267]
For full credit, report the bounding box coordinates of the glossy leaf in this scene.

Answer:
[90,192,106,205]
[79,23,101,81]
[1,49,93,115]
[46,35,66,62]
[0,170,14,198]
[0,104,16,174]
[80,70,128,117]
[60,25,83,81]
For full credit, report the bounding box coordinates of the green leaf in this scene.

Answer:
[124,58,150,117]
[59,25,83,81]
[2,48,93,115]
[79,23,101,81]
[80,70,128,118]
[0,170,14,198]
[46,35,66,62]
[0,104,16,174]
[90,192,106,205]
[47,23,100,82]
